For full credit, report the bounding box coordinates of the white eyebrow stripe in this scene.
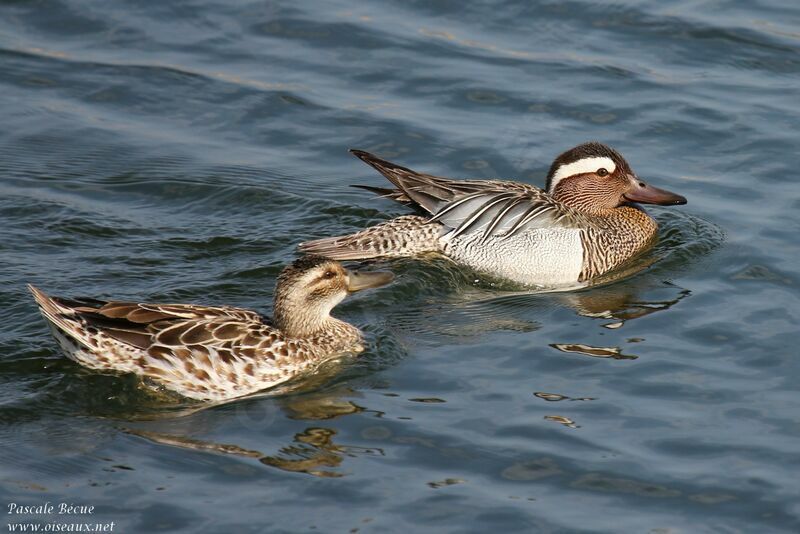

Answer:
[549,157,616,192]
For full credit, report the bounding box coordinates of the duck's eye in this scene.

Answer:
[597,168,609,177]
[322,270,336,279]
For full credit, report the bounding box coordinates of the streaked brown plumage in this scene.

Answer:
[29,256,393,401]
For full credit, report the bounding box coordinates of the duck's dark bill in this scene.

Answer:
[624,181,687,206]
[346,270,395,292]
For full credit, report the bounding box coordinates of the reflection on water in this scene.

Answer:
[262,426,384,477]
[125,426,381,478]
[385,276,691,346]
[550,343,638,360]
[428,478,466,489]
[282,390,365,420]
[543,415,579,429]
[562,284,691,329]
[571,473,682,498]
[123,389,379,478]
[534,392,595,402]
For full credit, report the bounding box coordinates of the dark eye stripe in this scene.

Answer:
[311,271,338,285]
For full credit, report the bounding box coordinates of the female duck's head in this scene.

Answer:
[273,256,394,337]
[545,142,687,213]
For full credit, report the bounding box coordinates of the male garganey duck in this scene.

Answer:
[29,256,393,401]
[299,142,687,287]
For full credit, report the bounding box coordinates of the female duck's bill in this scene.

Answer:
[346,269,395,291]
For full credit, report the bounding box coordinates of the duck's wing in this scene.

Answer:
[350,150,583,241]
[50,298,267,348]
[29,285,282,371]
[350,149,505,213]
[429,186,586,240]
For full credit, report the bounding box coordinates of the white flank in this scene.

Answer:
[549,156,616,192]
[445,228,585,287]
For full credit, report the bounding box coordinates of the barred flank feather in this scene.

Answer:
[298,215,442,260]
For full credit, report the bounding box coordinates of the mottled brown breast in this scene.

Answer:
[579,206,658,281]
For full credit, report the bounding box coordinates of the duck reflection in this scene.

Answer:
[562,283,691,329]
[120,386,381,478]
[259,426,383,477]
[549,343,637,360]
[384,276,691,343]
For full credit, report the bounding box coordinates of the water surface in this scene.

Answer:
[1,0,799,532]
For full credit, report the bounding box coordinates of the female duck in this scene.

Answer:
[29,256,393,401]
[300,142,687,287]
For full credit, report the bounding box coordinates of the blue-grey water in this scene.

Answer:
[1,1,799,532]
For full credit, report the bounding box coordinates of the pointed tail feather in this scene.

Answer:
[350,184,411,204]
[30,286,153,374]
[28,284,95,350]
[29,285,73,330]
[349,150,465,215]
[349,150,419,188]
[29,284,57,314]
[298,215,442,261]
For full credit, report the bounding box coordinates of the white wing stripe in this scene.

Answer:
[502,204,552,239]
[450,193,517,238]
[481,197,528,241]
[429,191,489,222]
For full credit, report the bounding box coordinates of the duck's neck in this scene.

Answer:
[272,290,354,340]
[273,303,334,338]
[552,195,613,216]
